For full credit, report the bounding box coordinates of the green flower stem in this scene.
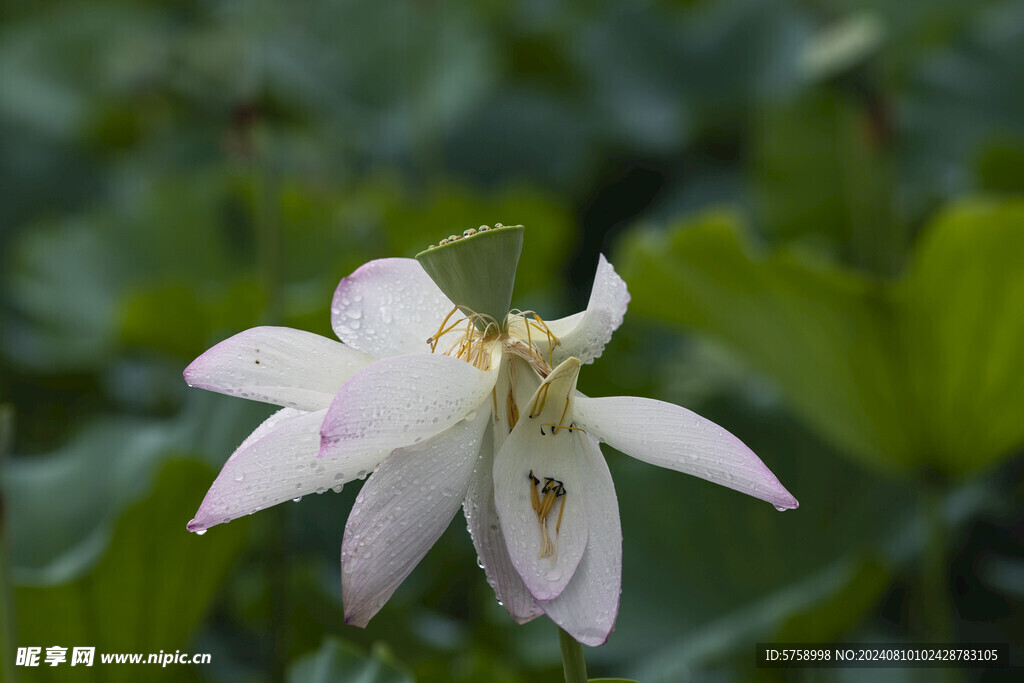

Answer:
[921,481,953,642]
[558,625,588,683]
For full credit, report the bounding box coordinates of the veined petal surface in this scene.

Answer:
[493,425,589,601]
[575,396,798,509]
[542,255,630,365]
[463,423,543,624]
[331,258,455,358]
[342,409,489,627]
[184,327,373,411]
[493,358,589,601]
[540,433,621,647]
[320,353,498,462]
[188,408,388,532]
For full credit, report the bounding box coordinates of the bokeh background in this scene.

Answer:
[3,0,1024,680]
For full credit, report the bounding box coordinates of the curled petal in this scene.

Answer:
[342,409,489,627]
[493,361,589,601]
[541,255,630,365]
[332,258,455,358]
[188,408,388,532]
[320,353,498,462]
[463,423,543,624]
[493,425,589,601]
[540,434,621,647]
[575,396,798,510]
[184,327,374,411]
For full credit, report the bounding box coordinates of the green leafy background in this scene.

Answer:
[2,0,1023,680]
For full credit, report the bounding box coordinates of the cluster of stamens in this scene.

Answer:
[503,309,559,377]
[426,305,500,371]
[426,305,562,376]
[426,223,506,250]
[527,470,566,559]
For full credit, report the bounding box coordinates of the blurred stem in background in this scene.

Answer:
[558,625,588,683]
[920,480,953,643]
[0,406,16,683]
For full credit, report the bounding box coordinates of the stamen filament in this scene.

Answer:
[527,473,567,560]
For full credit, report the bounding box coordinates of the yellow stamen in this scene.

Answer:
[529,382,550,418]
[526,473,567,560]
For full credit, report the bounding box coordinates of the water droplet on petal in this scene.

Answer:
[293,497,302,503]
[195,529,207,536]
[774,505,789,512]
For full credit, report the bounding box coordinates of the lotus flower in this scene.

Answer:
[184,252,797,645]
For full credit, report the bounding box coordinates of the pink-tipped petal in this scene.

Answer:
[187,408,389,532]
[183,327,374,411]
[541,255,630,366]
[463,423,543,624]
[540,434,622,647]
[492,428,589,601]
[575,396,798,510]
[342,409,489,627]
[331,258,455,358]
[319,353,497,463]
[493,358,588,601]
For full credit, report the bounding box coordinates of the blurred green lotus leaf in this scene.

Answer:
[288,637,412,683]
[897,199,1024,476]
[621,198,1024,477]
[4,417,181,579]
[753,89,899,273]
[772,558,889,642]
[14,460,248,683]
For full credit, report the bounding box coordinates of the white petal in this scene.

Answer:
[493,426,589,601]
[319,353,498,463]
[342,409,489,626]
[542,255,630,365]
[331,258,455,358]
[184,327,374,411]
[463,422,543,624]
[187,408,388,532]
[492,358,589,601]
[540,434,622,647]
[575,396,799,509]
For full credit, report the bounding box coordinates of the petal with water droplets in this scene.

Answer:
[331,258,455,358]
[539,255,629,365]
[342,409,489,627]
[493,359,588,601]
[540,433,621,646]
[319,353,498,463]
[187,408,389,532]
[575,396,798,509]
[463,423,543,624]
[183,327,373,411]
